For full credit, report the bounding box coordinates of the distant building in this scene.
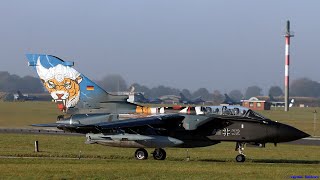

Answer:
[241,97,271,111]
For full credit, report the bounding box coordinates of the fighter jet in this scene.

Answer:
[26,54,309,162]
[179,93,205,104]
[14,90,37,101]
[269,94,295,108]
[221,94,242,105]
[134,92,163,104]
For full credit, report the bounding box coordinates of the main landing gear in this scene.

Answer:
[235,142,246,162]
[152,148,166,160]
[135,148,148,160]
[134,148,167,160]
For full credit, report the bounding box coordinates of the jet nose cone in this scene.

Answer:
[277,123,310,142]
[299,130,310,139]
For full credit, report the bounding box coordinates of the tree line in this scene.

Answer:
[1,71,320,101]
[95,74,320,102]
[0,71,44,93]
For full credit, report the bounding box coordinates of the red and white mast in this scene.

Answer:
[284,20,294,111]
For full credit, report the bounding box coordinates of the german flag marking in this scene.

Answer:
[86,86,94,91]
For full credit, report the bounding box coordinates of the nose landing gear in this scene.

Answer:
[235,142,246,162]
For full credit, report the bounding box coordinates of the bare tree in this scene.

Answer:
[212,90,224,105]
[291,78,320,97]
[228,89,243,101]
[96,74,127,92]
[245,86,262,99]
[193,88,211,100]
[0,71,44,93]
[268,86,283,97]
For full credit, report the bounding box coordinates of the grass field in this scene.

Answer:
[0,134,319,179]
[0,102,319,179]
[261,107,320,137]
[0,101,60,128]
[0,158,319,179]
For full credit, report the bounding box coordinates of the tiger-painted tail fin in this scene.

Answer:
[26,54,132,113]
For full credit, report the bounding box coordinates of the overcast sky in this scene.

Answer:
[0,1,319,94]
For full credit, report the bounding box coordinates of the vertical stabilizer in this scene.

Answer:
[26,54,130,113]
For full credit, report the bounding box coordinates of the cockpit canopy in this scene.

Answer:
[200,106,268,120]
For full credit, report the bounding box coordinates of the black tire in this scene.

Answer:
[236,154,245,162]
[135,148,148,160]
[153,148,166,160]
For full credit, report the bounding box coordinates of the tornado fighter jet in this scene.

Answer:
[179,93,205,104]
[221,94,242,105]
[134,92,163,104]
[26,54,309,162]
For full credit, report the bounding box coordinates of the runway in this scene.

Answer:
[286,137,320,146]
[0,128,319,146]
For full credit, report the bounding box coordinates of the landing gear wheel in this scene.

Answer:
[236,154,246,162]
[152,148,166,160]
[235,142,246,162]
[135,148,148,160]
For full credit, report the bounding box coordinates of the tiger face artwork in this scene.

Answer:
[36,58,82,111]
